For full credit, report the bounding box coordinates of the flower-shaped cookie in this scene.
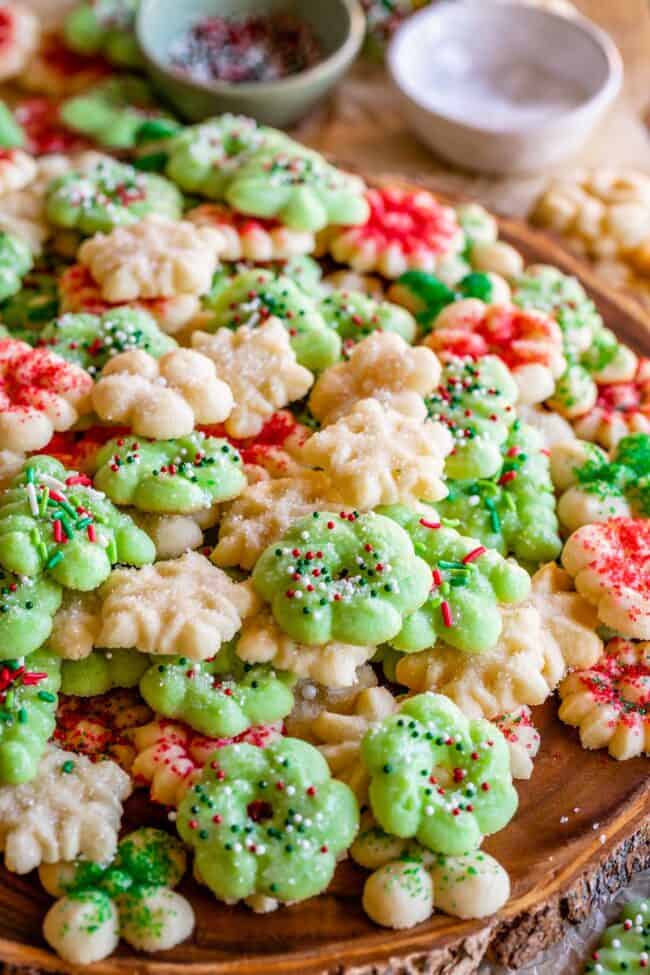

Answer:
[0,148,37,195]
[0,567,62,660]
[186,203,315,261]
[582,899,650,975]
[425,300,566,405]
[93,432,246,513]
[308,332,440,426]
[40,828,193,965]
[552,434,650,532]
[395,563,603,719]
[559,638,650,760]
[78,216,224,303]
[0,230,33,302]
[131,718,282,807]
[381,504,531,654]
[60,649,149,697]
[64,0,142,68]
[92,348,234,439]
[212,471,335,571]
[0,338,93,453]
[387,269,510,333]
[562,517,650,639]
[318,287,417,351]
[0,649,60,785]
[325,186,464,279]
[298,398,452,510]
[38,307,176,377]
[46,158,182,235]
[492,706,541,780]
[226,148,370,232]
[425,354,519,481]
[574,358,650,449]
[191,320,313,439]
[0,4,39,81]
[177,736,359,905]
[139,643,294,737]
[0,744,131,874]
[54,687,151,768]
[236,607,375,690]
[0,456,155,590]
[362,693,518,855]
[61,77,175,150]
[197,268,340,372]
[437,421,562,567]
[97,551,259,659]
[512,264,602,355]
[252,509,432,647]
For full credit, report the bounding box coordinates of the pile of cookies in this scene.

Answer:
[0,2,647,965]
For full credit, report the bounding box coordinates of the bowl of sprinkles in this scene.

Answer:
[137,0,365,126]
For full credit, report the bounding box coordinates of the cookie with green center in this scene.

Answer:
[177,736,359,904]
[0,648,61,785]
[61,78,176,151]
[0,569,62,660]
[0,268,59,339]
[437,421,562,568]
[226,148,370,232]
[0,231,32,304]
[60,649,149,697]
[388,270,499,334]
[583,899,650,974]
[93,433,246,514]
[139,642,294,738]
[200,269,341,372]
[64,0,142,68]
[252,510,432,647]
[379,505,530,654]
[0,456,155,590]
[425,355,519,481]
[46,159,183,236]
[362,693,518,855]
[319,289,417,351]
[38,308,176,376]
[165,115,285,200]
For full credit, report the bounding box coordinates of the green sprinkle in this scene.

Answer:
[45,551,64,569]
[38,690,56,703]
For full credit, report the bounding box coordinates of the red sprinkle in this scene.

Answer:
[462,546,486,564]
[441,600,454,627]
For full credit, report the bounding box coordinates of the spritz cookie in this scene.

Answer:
[60,77,175,151]
[493,706,541,779]
[573,358,650,449]
[0,4,40,81]
[54,687,151,769]
[64,0,142,68]
[318,288,417,352]
[582,899,650,974]
[186,202,315,261]
[0,648,60,785]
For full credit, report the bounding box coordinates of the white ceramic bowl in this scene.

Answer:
[387,1,623,175]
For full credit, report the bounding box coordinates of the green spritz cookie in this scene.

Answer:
[319,289,417,349]
[64,0,142,67]
[252,510,432,647]
[201,269,341,371]
[93,433,246,513]
[425,355,519,481]
[0,569,62,661]
[362,693,518,856]
[139,642,294,738]
[177,736,359,903]
[0,457,155,591]
[0,648,61,785]
[38,308,176,376]
[0,268,59,338]
[0,231,32,304]
[389,270,497,333]
[379,505,530,654]
[61,78,176,151]
[226,147,370,232]
[165,115,285,199]
[437,421,562,567]
[583,899,650,974]
[566,433,650,518]
[46,158,183,235]
[60,649,149,697]
[512,265,602,354]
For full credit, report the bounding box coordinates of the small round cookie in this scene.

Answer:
[0,4,40,81]
[43,890,120,965]
[64,0,142,68]
[186,203,315,261]
[0,338,93,453]
[60,77,176,151]
[363,858,434,930]
[562,517,650,639]
[361,693,518,855]
[559,638,650,760]
[430,850,510,920]
[574,358,650,449]
[252,509,432,648]
[583,898,650,974]
[325,186,464,279]
[176,736,359,905]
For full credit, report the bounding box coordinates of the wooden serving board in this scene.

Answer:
[0,208,649,975]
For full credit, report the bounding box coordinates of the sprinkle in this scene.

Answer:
[419,518,441,530]
[441,600,454,627]
[462,546,486,564]
[26,482,39,517]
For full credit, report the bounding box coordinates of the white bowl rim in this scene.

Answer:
[387,0,623,136]
[136,0,365,96]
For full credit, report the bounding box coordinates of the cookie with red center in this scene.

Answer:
[186,203,315,262]
[562,517,650,640]
[0,338,93,453]
[0,3,39,82]
[559,638,650,760]
[17,32,110,97]
[325,186,464,279]
[574,358,650,449]
[424,299,566,406]
[12,98,92,157]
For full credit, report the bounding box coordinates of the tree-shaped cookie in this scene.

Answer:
[0,567,62,660]
[0,648,60,785]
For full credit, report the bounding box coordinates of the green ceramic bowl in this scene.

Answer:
[136,0,365,127]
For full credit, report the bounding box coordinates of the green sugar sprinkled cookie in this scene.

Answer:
[583,899,650,973]
[0,648,61,785]
[252,510,432,647]
[60,649,149,697]
[319,288,417,350]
